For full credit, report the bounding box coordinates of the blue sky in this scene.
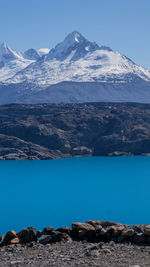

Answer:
[0,0,150,68]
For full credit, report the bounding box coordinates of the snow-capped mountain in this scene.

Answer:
[0,42,35,82]
[1,31,150,104]
[7,31,150,86]
[0,43,50,82]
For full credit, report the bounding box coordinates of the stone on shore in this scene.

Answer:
[132,233,146,243]
[43,227,54,235]
[39,235,52,245]
[144,225,150,236]
[17,227,37,243]
[0,230,17,246]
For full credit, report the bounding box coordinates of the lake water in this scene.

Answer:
[0,156,150,235]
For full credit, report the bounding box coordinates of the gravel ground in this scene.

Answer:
[0,241,150,267]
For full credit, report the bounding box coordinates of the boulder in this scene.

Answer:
[43,226,54,235]
[51,231,71,243]
[17,227,37,243]
[95,228,108,242]
[9,237,20,245]
[86,220,122,228]
[117,234,125,243]
[132,233,146,243]
[0,230,17,246]
[112,226,124,238]
[72,222,95,240]
[56,227,71,236]
[37,230,43,238]
[123,228,135,238]
[105,226,115,236]
[144,225,150,236]
[95,225,103,233]
[72,222,95,232]
[39,235,52,245]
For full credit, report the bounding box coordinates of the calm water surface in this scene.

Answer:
[0,156,149,235]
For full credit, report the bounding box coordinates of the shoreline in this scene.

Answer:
[1,220,150,246]
[1,220,150,266]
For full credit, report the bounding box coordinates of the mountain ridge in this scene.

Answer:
[0,31,150,104]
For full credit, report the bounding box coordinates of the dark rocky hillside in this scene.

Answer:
[0,102,150,159]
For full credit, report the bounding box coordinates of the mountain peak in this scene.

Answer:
[24,48,40,60]
[64,31,87,45]
[46,31,100,61]
[0,42,21,61]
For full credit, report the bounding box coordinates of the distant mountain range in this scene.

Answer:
[0,31,150,104]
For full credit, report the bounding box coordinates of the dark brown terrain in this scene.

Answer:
[0,102,150,159]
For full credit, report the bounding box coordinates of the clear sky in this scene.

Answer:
[0,0,150,69]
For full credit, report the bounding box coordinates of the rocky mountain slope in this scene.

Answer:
[1,102,150,160]
[1,32,150,104]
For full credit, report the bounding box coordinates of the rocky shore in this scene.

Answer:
[1,102,150,159]
[1,221,150,266]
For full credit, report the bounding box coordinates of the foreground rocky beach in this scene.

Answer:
[1,221,150,266]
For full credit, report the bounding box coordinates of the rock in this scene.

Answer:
[132,233,146,243]
[86,220,122,228]
[123,228,135,238]
[0,235,5,246]
[105,226,115,236]
[37,230,43,238]
[43,226,54,235]
[61,233,72,243]
[95,228,108,242]
[112,226,124,238]
[95,225,103,233]
[146,236,150,243]
[5,230,17,240]
[72,222,95,232]
[117,234,125,243]
[17,227,37,243]
[9,237,20,245]
[78,230,86,240]
[39,235,52,245]
[72,222,95,240]
[143,225,150,236]
[51,231,72,243]
[56,227,71,235]
[0,231,17,246]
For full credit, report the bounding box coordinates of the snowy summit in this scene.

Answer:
[0,31,150,104]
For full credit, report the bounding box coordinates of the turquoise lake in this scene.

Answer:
[0,156,150,235]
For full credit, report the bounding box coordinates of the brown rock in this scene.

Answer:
[112,226,124,238]
[61,233,72,242]
[9,237,19,245]
[72,222,95,232]
[86,220,122,228]
[56,227,71,235]
[17,227,37,243]
[1,230,17,246]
